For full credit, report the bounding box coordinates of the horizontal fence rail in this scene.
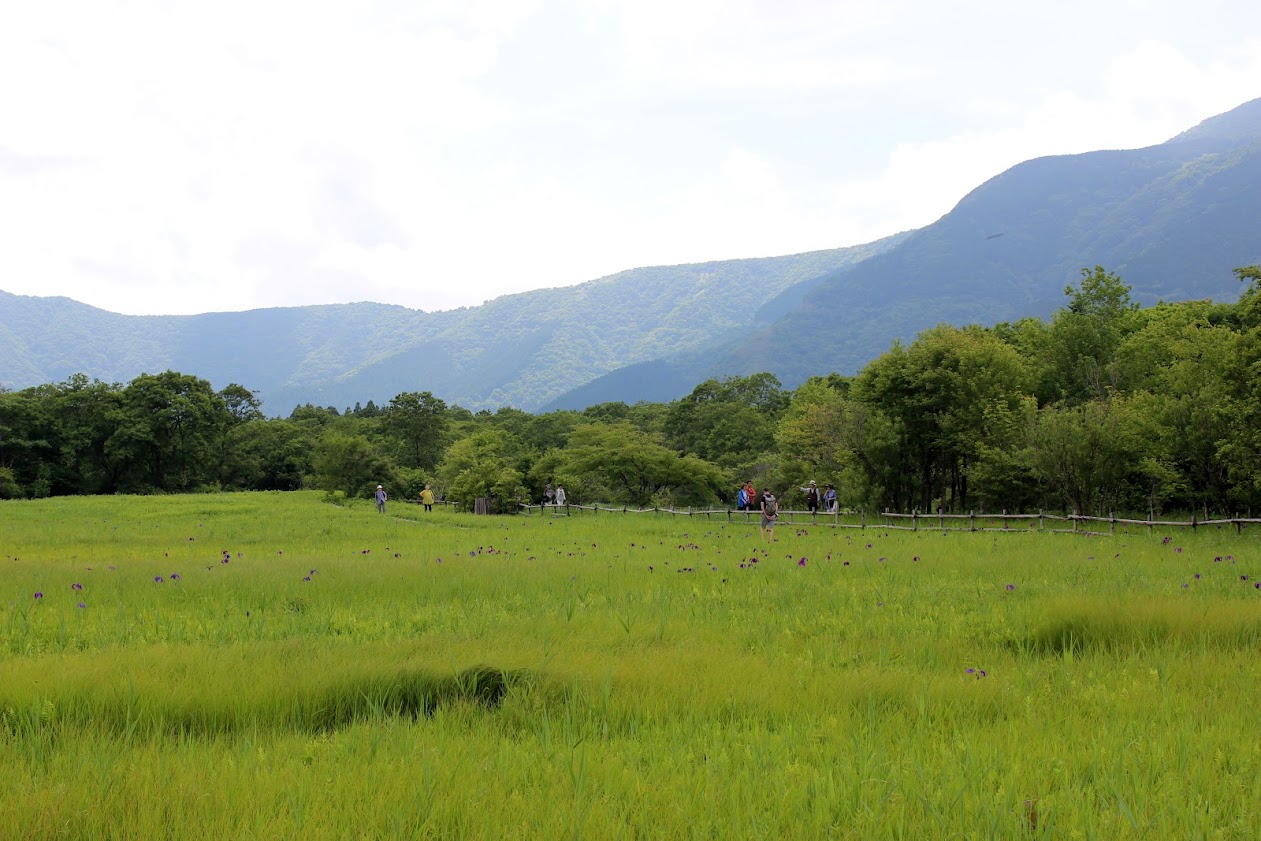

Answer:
[517,503,1259,535]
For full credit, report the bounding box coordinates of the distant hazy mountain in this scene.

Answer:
[5,97,1258,414]
[0,237,904,413]
[549,95,1261,408]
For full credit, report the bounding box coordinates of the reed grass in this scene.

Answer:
[2,492,1259,838]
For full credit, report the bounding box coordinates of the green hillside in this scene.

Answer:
[0,239,901,413]
[556,96,1261,407]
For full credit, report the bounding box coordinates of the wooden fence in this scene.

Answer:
[517,503,1260,535]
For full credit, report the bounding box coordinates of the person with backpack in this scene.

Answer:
[760,490,778,542]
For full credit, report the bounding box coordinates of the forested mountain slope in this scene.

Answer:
[553,96,1261,407]
[0,237,903,413]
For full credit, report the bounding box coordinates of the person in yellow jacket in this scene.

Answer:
[420,485,435,512]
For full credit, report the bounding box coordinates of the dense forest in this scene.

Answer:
[2,266,1259,517]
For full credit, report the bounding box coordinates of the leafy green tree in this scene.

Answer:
[219,384,263,423]
[380,391,448,469]
[1025,397,1141,515]
[107,372,229,492]
[221,419,312,491]
[550,422,727,507]
[1218,265,1261,509]
[311,430,400,499]
[775,376,899,511]
[664,373,787,470]
[1042,266,1140,404]
[0,388,55,497]
[854,324,1030,512]
[435,429,528,512]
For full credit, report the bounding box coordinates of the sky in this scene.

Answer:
[2,1,1259,316]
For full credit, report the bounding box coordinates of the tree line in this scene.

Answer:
[2,266,1259,516]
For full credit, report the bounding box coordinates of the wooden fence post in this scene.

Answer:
[970,511,975,532]
[1110,512,1115,536]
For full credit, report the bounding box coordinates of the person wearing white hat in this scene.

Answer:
[800,480,820,513]
[374,484,387,513]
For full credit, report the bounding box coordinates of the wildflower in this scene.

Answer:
[798,558,807,567]
[648,566,654,572]
[309,569,317,575]
[33,591,43,600]
[843,561,850,566]
[303,576,311,582]
[913,556,919,562]
[221,557,229,564]
[1175,547,1183,554]
[155,576,164,583]
[1194,573,1202,579]
[1215,556,1223,562]
[77,603,86,609]
[1242,575,1249,581]
[1181,583,1189,589]
[71,583,82,591]
[1005,584,1016,591]
[170,573,181,581]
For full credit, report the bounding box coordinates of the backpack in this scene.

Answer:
[763,497,777,516]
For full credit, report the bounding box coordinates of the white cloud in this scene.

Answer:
[0,1,1258,315]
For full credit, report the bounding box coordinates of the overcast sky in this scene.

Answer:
[2,1,1259,316]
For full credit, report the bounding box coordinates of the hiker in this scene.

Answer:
[823,483,838,513]
[737,484,748,511]
[543,483,554,505]
[420,484,435,512]
[555,484,567,506]
[760,490,778,542]
[374,484,387,513]
[801,480,820,513]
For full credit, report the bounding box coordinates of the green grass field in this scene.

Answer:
[2,492,1259,839]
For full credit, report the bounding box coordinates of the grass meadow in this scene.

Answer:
[2,492,1259,839]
